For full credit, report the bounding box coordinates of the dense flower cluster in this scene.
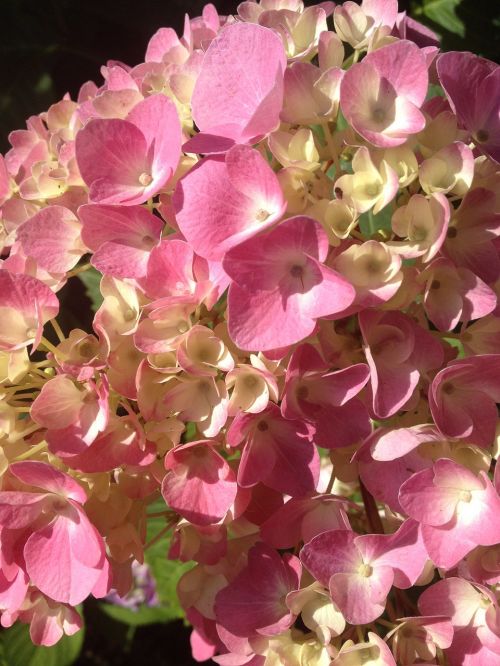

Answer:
[0,0,499,663]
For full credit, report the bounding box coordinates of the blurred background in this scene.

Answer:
[0,0,498,664]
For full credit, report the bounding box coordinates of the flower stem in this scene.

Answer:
[360,479,384,534]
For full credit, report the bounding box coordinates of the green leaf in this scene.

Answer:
[0,620,84,666]
[443,336,465,359]
[422,0,465,37]
[426,83,445,100]
[78,266,103,311]
[99,603,180,627]
[335,110,349,132]
[183,421,197,442]
[143,499,192,621]
[359,205,393,237]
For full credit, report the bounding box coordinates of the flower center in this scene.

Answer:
[196,346,212,363]
[142,235,156,249]
[372,108,387,123]
[139,172,153,186]
[290,265,304,279]
[365,182,382,197]
[79,341,96,359]
[256,209,271,223]
[412,227,427,242]
[244,375,258,389]
[475,129,489,143]
[364,259,383,274]
[123,308,136,322]
[459,490,472,503]
[358,563,373,577]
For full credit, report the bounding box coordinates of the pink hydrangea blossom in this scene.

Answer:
[173,144,285,261]
[214,543,301,637]
[301,520,427,624]
[281,343,371,448]
[399,458,500,568]
[226,403,319,497]
[0,270,59,351]
[187,22,287,152]
[360,309,443,418]
[429,354,500,446]
[419,577,500,666]
[161,441,237,526]
[437,51,500,163]
[0,462,109,606]
[224,216,356,350]
[76,94,181,204]
[79,204,163,279]
[2,1,500,659]
[17,206,86,274]
[340,40,428,147]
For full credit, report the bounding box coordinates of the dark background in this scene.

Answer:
[0,0,498,663]
[0,0,498,154]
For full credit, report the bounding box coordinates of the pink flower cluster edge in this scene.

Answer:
[0,0,499,663]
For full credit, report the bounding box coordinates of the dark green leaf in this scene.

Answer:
[99,603,180,627]
[422,0,465,37]
[78,267,103,311]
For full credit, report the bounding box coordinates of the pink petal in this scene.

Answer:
[142,239,196,299]
[17,206,83,273]
[232,406,319,497]
[174,147,285,261]
[191,23,286,145]
[162,441,237,526]
[126,94,181,194]
[0,492,51,529]
[79,204,163,279]
[227,283,316,351]
[366,39,428,106]
[225,217,354,350]
[370,424,443,461]
[358,446,432,514]
[238,433,277,488]
[9,461,87,504]
[0,270,59,351]
[437,51,499,163]
[261,496,351,549]
[223,216,329,291]
[359,519,427,588]
[24,510,106,605]
[300,529,360,587]
[313,400,371,449]
[75,118,147,204]
[329,567,393,625]
[225,145,285,213]
[214,543,300,637]
[399,467,459,526]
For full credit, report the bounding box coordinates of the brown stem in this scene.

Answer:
[359,479,384,534]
